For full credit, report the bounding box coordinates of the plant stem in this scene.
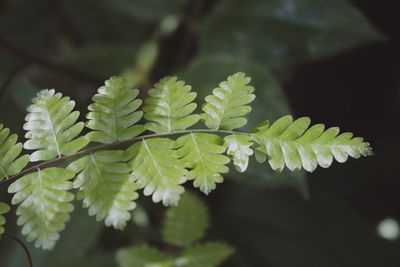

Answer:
[0,38,101,85]
[0,129,250,186]
[4,234,33,267]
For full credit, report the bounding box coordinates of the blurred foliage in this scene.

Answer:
[116,192,233,267]
[0,0,397,266]
[199,0,382,74]
[162,191,209,247]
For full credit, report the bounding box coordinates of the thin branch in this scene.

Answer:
[0,38,101,85]
[4,234,33,267]
[0,63,29,101]
[0,129,250,186]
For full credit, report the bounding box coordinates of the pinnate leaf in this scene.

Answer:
[8,167,75,250]
[144,76,200,133]
[175,133,229,194]
[128,138,187,206]
[202,72,255,130]
[0,124,29,181]
[68,150,138,230]
[86,77,145,144]
[252,116,373,172]
[23,89,89,161]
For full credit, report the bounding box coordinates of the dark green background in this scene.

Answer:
[0,0,399,266]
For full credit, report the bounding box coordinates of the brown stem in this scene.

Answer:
[4,234,33,267]
[0,129,249,186]
[0,38,101,85]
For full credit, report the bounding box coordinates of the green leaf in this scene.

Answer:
[23,89,89,161]
[224,134,253,173]
[180,55,290,126]
[200,0,383,72]
[136,41,159,73]
[8,167,75,250]
[86,77,145,144]
[175,242,234,267]
[128,138,187,206]
[68,150,139,229]
[144,76,200,133]
[116,245,174,267]
[162,192,209,247]
[252,116,373,172]
[0,124,29,181]
[175,133,229,194]
[202,72,255,130]
[0,202,10,237]
[180,56,308,195]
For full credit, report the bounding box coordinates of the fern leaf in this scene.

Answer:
[0,124,29,181]
[252,116,373,172]
[202,72,255,130]
[127,138,187,206]
[143,76,200,133]
[223,134,253,173]
[116,244,173,267]
[175,133,229,194]
[175,242,234,267]
[23,89,89,161]
[8,167,75,250]
[68,150,138,229]
[0,202,10,237]
[162,192,209,247]
[86,77,145,144]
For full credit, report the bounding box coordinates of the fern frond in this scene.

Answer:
[224,134,253,173]
[252,116,373,172]
[127,138,187,206]
[86,77,145,144]
[116,244,173,267]
[175,133,229,194]
[8,167,75,249]
[0,124,29,181]
[144,76,200,133]
[202,72,255,130]
[0,202,10,237]
[162,192,209,247]
[23,89,89,161]
[68,150,138,229]
[175,242,234,267]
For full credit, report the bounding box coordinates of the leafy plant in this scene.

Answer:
[0,72,372,251]
[0,202,10,238]
[116,192,233,267]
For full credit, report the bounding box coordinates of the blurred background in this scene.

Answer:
[0,0,399,266]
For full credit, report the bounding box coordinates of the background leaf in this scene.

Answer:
[162,192,209,247]
[200,0,383,73]
[176,242,234,267]
[116,245,173,267]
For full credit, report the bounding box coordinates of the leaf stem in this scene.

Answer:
[0,129,249,186]
[4,234,33,267]
[0,38,101,85]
